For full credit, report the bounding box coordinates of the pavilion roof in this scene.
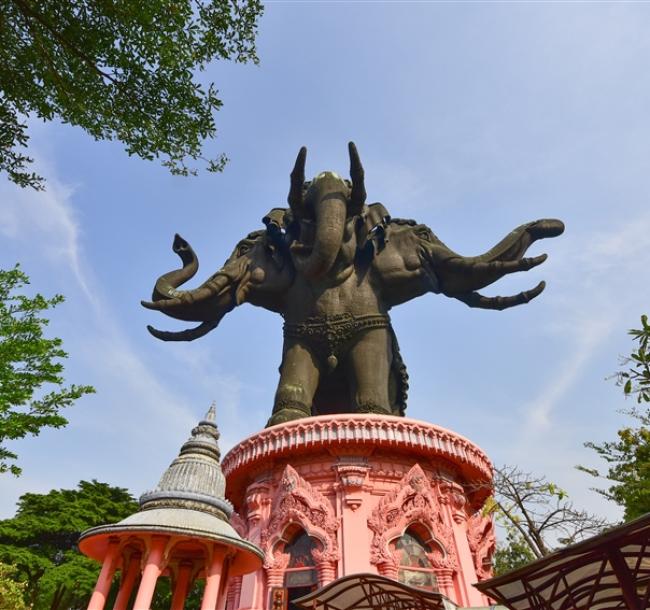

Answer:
[293,572,456,610]
[474,512,650,610]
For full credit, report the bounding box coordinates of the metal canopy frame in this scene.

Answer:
[293,573,452,610]
[475,512,650,610]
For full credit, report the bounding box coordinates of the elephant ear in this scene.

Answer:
[357,202,391,258]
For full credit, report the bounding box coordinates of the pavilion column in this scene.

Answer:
[171,560,194,610]
[226,575,243,610]
[316,560,336,588]
[434,568,455,599]
[112,552,142,610]
[87,537,120,610]
[376,561,398,580]
[201,547,227,610]
[132,535,168,610]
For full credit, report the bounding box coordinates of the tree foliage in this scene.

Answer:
[0,480,138,610]
[0,563,28,610]
[579,315,650,521]
[0,265,94,475]
[486,465,608,575]
[1,0,263,189]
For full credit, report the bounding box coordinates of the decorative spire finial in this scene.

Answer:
[206,401,216,423]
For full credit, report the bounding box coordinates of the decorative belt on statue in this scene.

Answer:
[283,313,391,371]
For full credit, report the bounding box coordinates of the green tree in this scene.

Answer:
[0,265,94,475]
[0,480,138,610]
[486,465,608,575]
[1,0,262,189]
[580,315,650,521]
[0,563,28,610]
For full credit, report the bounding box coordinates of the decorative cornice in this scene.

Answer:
[223,415,492,504]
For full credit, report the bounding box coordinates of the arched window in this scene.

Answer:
[390,528,439,591]
[283,530,319,589]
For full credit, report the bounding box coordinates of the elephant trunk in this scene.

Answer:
[151,234,199,301]
[293,191,347,280]
[143,235,248,321]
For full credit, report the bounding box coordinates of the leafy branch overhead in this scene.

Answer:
[617,315,650,403]
[0,0,263,189]
[579,315,650,521]
[0,266,94,475]
[485,465,609,575]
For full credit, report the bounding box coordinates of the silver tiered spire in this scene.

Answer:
[79,404,263,574]
[139,403,231,520]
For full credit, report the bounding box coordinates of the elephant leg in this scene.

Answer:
[267,339,321,427]
[347,328,393,415]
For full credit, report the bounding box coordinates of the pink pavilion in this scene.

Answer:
[82,408,497,610]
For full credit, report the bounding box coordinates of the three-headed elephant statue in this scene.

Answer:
[143,143,564,427]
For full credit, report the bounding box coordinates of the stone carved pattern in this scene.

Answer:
[245,482,271,527]
[261,464,340,568]
[438,480,468,523]
[230,511,248,539]
[466,512,496,581]
[335,463,370,490]
[222,416,493,488]
[368,463,458,574]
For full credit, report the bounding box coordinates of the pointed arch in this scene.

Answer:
[368,463,457,573]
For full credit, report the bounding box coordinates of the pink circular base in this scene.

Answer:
[222,415,496,609]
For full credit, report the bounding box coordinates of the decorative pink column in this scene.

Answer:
[434,568,455,599]
[132,535,168,610]
[201,547,226,610]
[226,575,243,610]
[112,552,142,610]
[171,560,194,610]
[87,537,120,610]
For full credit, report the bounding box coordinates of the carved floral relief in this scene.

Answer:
[367,463,458,574]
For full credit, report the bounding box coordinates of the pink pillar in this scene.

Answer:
[200,547,226,610]
[171,561,194,610]
[216,560,230,610]
[87,538,120,610]
[112,552,141,610]
[132,536,168,610]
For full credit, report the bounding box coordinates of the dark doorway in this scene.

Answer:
[287,585,316,610]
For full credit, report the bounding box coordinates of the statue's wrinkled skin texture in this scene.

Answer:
[143,143,564,427]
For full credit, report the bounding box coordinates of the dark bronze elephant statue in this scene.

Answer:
[143,143,564,426]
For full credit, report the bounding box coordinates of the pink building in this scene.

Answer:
[222,414,496,610]
[81,410,496,610]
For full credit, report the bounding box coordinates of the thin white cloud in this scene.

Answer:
[525,315,612,431]
[0,149,240,516]
[0,160,94,305]
[520,213,650,436]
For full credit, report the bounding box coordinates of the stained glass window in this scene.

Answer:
[391,530,439,591]
[284,531,318,588]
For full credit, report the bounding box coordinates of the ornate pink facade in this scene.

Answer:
[222,414,496,610]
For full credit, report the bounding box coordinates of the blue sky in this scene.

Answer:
[2,2,649,522]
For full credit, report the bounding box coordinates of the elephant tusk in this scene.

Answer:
[454,281,546,311]
[147,321,219,342]
[288,146,307,214]
[348,141,366,214]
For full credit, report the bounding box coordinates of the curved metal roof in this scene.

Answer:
[293,572,455,610]
[474,512,650,610]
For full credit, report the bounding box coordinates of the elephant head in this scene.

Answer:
[142,218,293,341]
[286,142,366,281]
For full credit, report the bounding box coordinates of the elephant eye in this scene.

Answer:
[238,244,250,256]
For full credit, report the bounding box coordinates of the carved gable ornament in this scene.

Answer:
[466,512,496,581]
[261,464,340,566]
[368,463,457,571]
